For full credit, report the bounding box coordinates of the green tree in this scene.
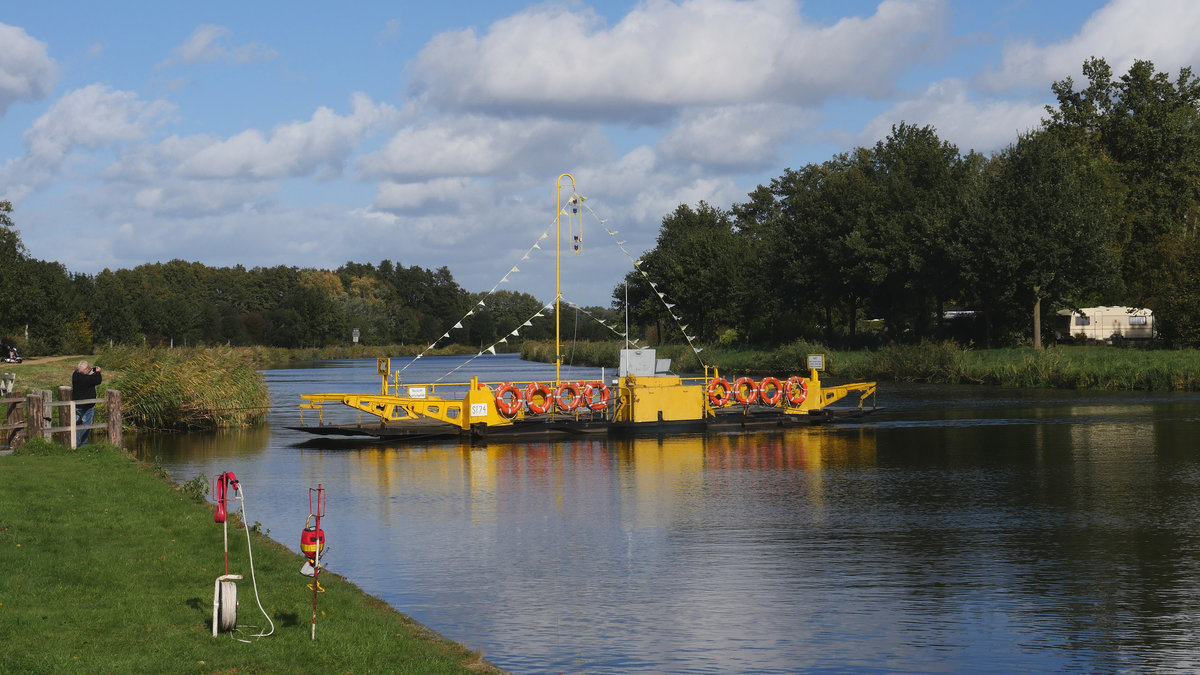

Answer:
[956,130,1120,346]
[1047,57,1200,334]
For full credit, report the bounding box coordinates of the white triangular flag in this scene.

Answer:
[487,346,496,355]
[454,322,462,329]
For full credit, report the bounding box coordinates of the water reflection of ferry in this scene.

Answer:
[291,174,876,443]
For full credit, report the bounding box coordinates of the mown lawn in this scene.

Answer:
[0,441,505,674]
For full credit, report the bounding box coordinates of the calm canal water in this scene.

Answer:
[132,355,1200,674]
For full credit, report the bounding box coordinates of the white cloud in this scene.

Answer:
[658,104,815,168]
[178,93,400,179]
[0,84,174,199]
[23,85,173,161]
[979,0,1200,93]
[158,24,278,68]
[359,115,603,181]
[861,78,1045,154]
[373,177,472,212]
[410,0,947,119]
[0,22,58,116]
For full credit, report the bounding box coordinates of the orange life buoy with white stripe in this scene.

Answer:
[758,376,783,406]
[525,381,553,414]
[494,382,523,417]
[734,377,759,405]
[582,381,610,410]
[784,376,808,406]
[707,378,733,407]
[554,381,584,412]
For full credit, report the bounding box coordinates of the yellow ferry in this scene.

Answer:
[293,175,877,441]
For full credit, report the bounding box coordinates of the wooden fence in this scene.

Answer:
[1,389,123,450]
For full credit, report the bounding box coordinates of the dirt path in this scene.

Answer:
[16,355,87,366]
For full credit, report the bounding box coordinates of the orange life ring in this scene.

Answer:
[707,378,733,407]
[554,381,584,412]
[758,376,783,406]
[525,381,553,414]
[493,382,523,417]
[582,381,610,411]
[734,377,759,405]
[784,376,808,406]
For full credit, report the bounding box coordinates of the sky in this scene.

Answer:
[3,0,1200,307]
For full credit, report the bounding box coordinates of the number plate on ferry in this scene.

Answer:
[470,403,488,418]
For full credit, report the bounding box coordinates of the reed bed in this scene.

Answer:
[101,346,271,430]
[526,340,1200,391]
[241,343,480,369]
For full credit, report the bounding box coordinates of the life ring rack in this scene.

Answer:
[524,382,553,414]
[758,376,783,406]
[707,377,733,407]
[784,376,808,406]
[554,381,584,412]
[734,377,759,405]
[581,381,610,411]
[493,382,523,418]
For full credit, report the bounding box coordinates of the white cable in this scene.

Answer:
[219,482,274,638]
[224,486,275,641]
[217,580,238,631]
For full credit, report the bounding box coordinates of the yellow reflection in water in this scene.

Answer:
[330,427,879,529]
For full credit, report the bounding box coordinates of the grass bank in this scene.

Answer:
[524,340,1200,391]
[0,440,504,674]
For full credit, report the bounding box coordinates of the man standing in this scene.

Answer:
[72,360,102,446]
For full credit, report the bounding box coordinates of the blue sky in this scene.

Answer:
[2,0,1198,306]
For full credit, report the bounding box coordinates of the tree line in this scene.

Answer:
[617,57,1200,348]
[0,218,621,354]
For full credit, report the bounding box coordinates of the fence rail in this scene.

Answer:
[0,389,123,450]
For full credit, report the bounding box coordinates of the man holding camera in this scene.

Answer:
[72,360,102,445]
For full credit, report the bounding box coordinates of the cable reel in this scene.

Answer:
[209,471,274,640]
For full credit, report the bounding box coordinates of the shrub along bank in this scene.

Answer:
[0,440,504,674]
[523,340,1200,391]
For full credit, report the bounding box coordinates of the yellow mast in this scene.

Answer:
[555,173,575,385]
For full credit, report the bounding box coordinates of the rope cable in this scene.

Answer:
[579,200,706,366]
[433,302,554,383]
[396,219,560,377]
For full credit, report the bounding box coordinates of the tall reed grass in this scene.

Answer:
[100,346,270,430]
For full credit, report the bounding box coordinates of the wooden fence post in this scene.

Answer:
[58,386,72,446]
[107,389,123,448]
[5,391,25,449]
[35,390,51,436]
[25,393,43,442]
